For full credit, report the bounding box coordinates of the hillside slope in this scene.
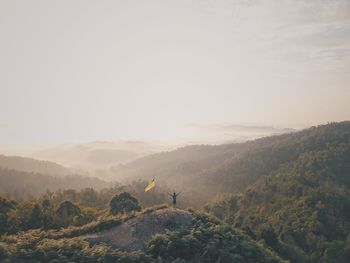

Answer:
[114,122,350,206]
[205,124,350,263]
[0,167,110,197]
[0,207,284,263]
[0,154,71,176]
[32,140,169,174]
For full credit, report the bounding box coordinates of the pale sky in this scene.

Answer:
[1,0,350,148]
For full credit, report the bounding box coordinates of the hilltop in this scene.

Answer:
[86,208,193,251]
[0,207,284,263]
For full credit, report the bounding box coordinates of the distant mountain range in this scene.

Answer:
[1,122,347,207]
[0,167,110,198]
[31,140,170,177]
[0,154,109,197]
[191,123,296,144]
[0,154,72,176]
[22,124,296,175]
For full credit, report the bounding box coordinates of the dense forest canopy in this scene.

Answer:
[205,122,350,262]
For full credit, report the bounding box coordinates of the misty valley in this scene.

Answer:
[0,122,349,263]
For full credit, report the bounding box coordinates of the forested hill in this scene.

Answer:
[205,122,350,262]
[113,121,350,206]
[0,167,110,197]
[0,154,71,176]
[1,122,349,262]
[0,206,284,263]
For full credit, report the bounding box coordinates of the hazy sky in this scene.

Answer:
[1,0,350,147]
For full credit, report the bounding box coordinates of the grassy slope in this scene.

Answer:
[0,206,284,263]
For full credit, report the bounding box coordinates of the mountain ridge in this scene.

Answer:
[113,122,350,206]
[0,154,71,176]
[205,122,350,262]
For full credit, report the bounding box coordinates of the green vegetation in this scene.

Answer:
[114,122,350,207]
[0,154,71,176]
[205,122,350,262]
[0,208,283,263]
[0,167,109,198]
[147,212,282,263]
[0,197,15,234]
[0,182,168,235]
[110,192,141,215]
[1,121,350,262]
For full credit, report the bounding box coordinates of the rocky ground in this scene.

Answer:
[85,208,193,251]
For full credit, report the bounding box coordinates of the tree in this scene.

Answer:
[109,192,141,215]
[261,227,278,248]
[323,240,350,263]
[42,199,54,230]
[42,199,51,210]
[29,204,43,229]
[55,201,81,227]
[0,197,15,234]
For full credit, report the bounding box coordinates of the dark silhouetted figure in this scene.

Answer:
[168,192,181,207]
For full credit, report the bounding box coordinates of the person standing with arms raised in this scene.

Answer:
[168,192,181,207]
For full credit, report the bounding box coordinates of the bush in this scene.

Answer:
[110,192,141,215]
[55,201,81,227]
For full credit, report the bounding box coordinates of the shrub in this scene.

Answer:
[110,192,141,215]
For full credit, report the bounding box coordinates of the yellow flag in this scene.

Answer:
[145,179,155,192]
